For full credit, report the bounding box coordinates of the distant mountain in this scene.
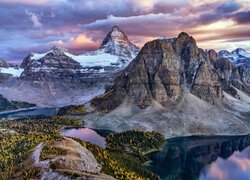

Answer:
[20,26,139,78]
[218,48,250,68]
[218,48,250,93]
[0,26,140,107]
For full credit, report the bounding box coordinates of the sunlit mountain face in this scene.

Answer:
[0,0,249,62]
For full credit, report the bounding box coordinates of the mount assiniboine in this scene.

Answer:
[0,26,139,107]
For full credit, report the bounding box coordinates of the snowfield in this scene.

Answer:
[65,50,123,67]
[0,67,23,77]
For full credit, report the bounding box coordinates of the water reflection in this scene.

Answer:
[61,128,106,148]
[200,146,250,180]
[0,108,57,118]
[147,135,250,180]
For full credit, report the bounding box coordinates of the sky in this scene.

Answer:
[0,0,250,62]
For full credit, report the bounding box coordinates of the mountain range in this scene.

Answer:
[86,32,250,137]
[0,26,139,107]
[0,27,249,138]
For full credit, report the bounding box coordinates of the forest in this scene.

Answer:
[0,116,164,179]
[0,116,81,179]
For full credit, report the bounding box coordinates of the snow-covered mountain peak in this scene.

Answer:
[99,25,140,60]
[232,48,250,58]
[218,48,250,69]
[51,45,68,53]
[110,25,126,40]
[20,26,140,76]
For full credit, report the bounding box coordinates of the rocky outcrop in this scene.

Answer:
[92,32,222,111]
[31,138,114,179]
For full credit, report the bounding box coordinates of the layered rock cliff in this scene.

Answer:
[92,32,222,111]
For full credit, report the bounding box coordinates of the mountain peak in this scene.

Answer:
[51,45,68,53]
[99,25,139,60]
[178,32,190,39]
[235,47,246,52]
[111,25,121,31]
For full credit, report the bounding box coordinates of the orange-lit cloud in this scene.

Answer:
[65,34,100,54]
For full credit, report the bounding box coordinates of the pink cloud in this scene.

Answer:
[1,0,61,6]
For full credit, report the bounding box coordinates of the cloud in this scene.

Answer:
[215,1,242,13]
[83,13,196,37]
[28,29,63,39]
[1,0,62,6]
[65,34,99,53]
[25,10,42,28]
[201,147,250,180]
[0,0,250,61]
[232,10,250,23]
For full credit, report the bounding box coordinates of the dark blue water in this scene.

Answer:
[0,107,57,118]
[147,135,250,180]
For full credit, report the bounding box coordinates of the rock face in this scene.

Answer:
[218,48,250,94]
[213,58,242,97]
[92,32,222,111]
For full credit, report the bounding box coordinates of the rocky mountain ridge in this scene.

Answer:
[20,26,139,79]
[0,26,140,107]
[84,32,250,137]
[92,32,224,110]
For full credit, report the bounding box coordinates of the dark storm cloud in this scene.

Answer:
[232,10,250,23]
[197,0,242,25]
[215,1,242,13]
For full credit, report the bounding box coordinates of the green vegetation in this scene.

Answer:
[0,114,164,180]
[40,145,67,161]
[78,129,165,179]
[0,94,35,112]
[107,129,165,154]
[0,116,81,179]
[57,104,87,115]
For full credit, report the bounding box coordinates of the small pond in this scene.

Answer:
[61,127,111,148]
